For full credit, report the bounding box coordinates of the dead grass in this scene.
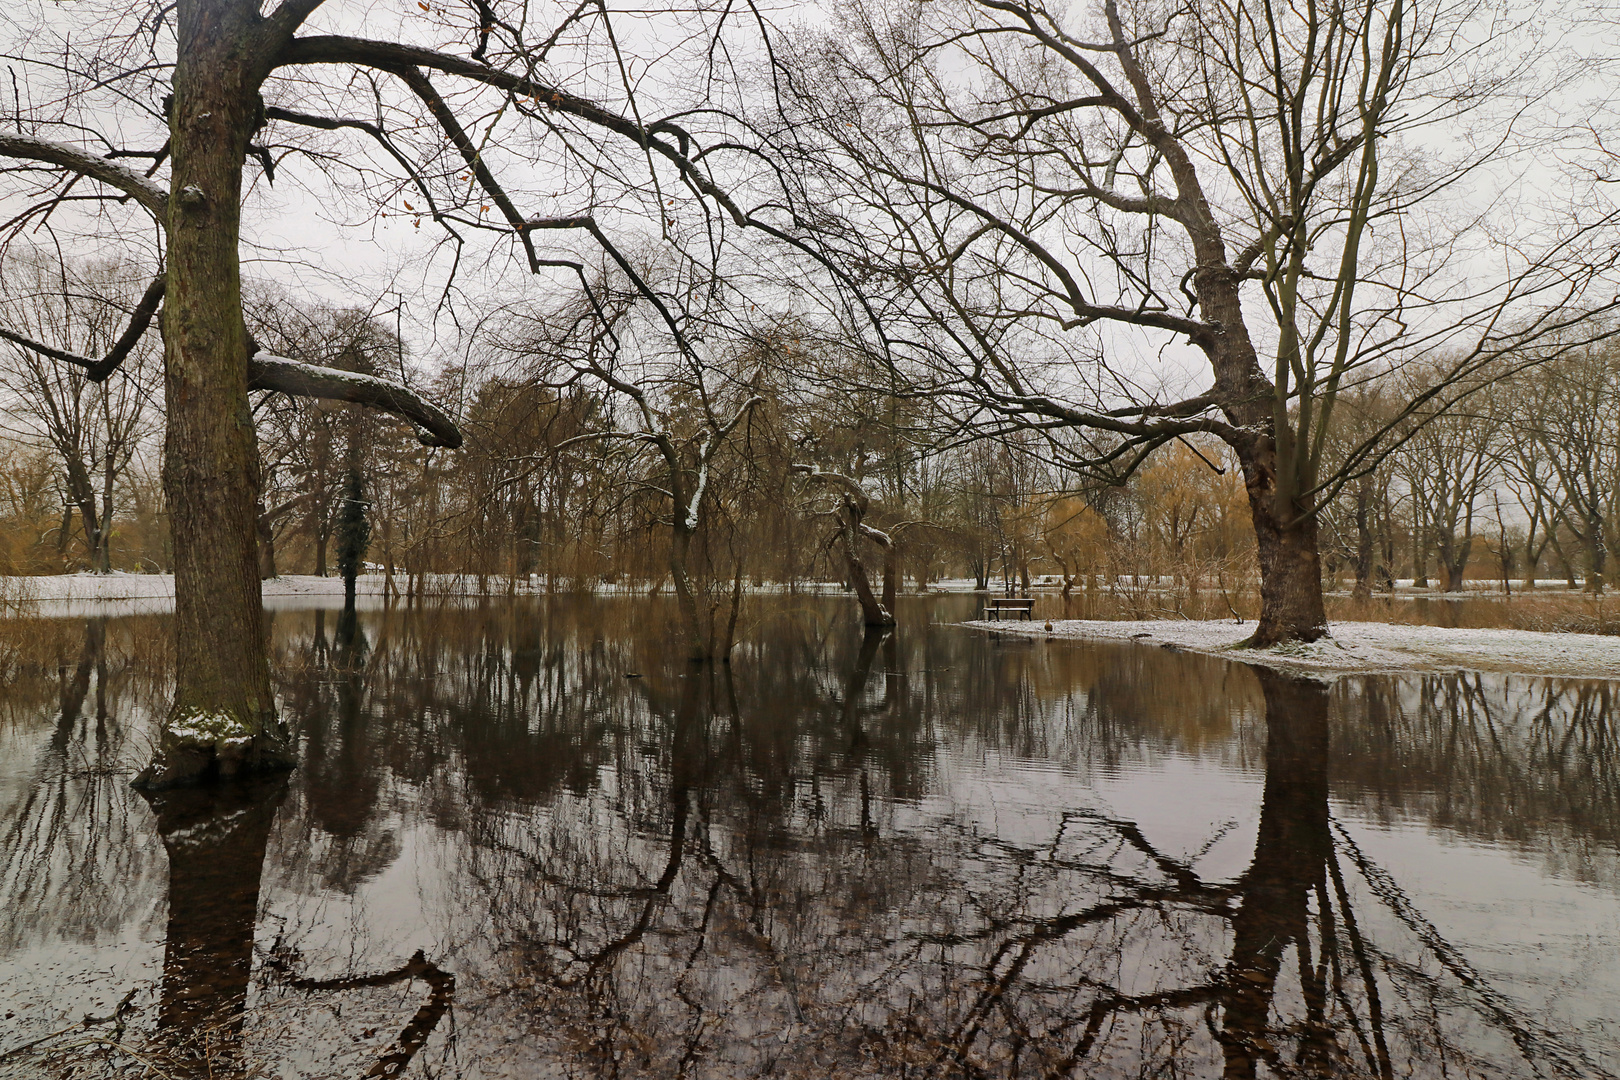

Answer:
[1326,590,1620,635]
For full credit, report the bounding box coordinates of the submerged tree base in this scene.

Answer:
[133,707,293,790]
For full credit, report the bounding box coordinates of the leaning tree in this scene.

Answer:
[0,0,803,783]
[768,0,1620,644]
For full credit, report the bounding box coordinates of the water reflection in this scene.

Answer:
[1223,671,1337,1077]
[0,598,1616,1078]
[140,777,286,1077]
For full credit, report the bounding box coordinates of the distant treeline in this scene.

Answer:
[3,260,1616,604]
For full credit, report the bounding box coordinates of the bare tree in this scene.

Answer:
[791,465,899,625]
[767,0,1620,643]
[1318,385,1401,598]
[1398,364,1503,592]
[0,0,796,781]
[0,250,158,572]
[1521,345,1620,594]
[0,437,59,575]
[1494,369,1568,590]
[509,283,770,659]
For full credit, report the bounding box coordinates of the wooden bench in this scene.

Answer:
[983,597,1036,620]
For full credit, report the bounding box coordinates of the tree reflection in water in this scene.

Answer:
[428,608,1613,1079]
[138,776,286,1077]
[0,598,1616,1078]
[1219,670,1338,1077]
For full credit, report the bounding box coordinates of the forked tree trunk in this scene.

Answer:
[792,467,897,627]
[1187,209,1329,646]
[836,512,896,627]
[135,0,289,788]
[1436,536,1471,592]
[970,555,988,591]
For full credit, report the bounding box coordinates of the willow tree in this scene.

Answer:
[0,0,782,782]
[773,0,1620,644]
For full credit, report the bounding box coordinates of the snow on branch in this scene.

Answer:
[0,132,167,215]
[789,464,873,514]
[249,352,463,448]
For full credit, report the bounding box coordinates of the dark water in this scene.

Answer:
[1,595,1617,1078]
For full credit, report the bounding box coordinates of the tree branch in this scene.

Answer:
[0,275,165,380]
[279,37,644,142]
[790,463,868,504]
[0,132,167,214]
[248,352,464,448]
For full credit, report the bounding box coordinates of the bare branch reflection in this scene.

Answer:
[2,597,1617,1077]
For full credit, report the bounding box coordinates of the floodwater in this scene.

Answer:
[1,595,1617,1079]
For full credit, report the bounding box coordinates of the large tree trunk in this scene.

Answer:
[1436,535,1471,592]
[1236,441,1327,647]
[136,0,289,788]
[1194,225,1328,645]
[840,528,893,627]
[66,455,109,571]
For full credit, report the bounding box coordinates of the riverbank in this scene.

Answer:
[966,616,1620,679]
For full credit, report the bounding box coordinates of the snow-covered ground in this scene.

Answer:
[967,617,1620,680]
[0,572,404,617]
[0,571,860,618]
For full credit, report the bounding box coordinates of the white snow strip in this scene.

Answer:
[0,572,874,618]
[966,618,1620,680]
[2,572,430,617]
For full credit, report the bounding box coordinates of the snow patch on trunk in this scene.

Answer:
[166,706,255,747]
